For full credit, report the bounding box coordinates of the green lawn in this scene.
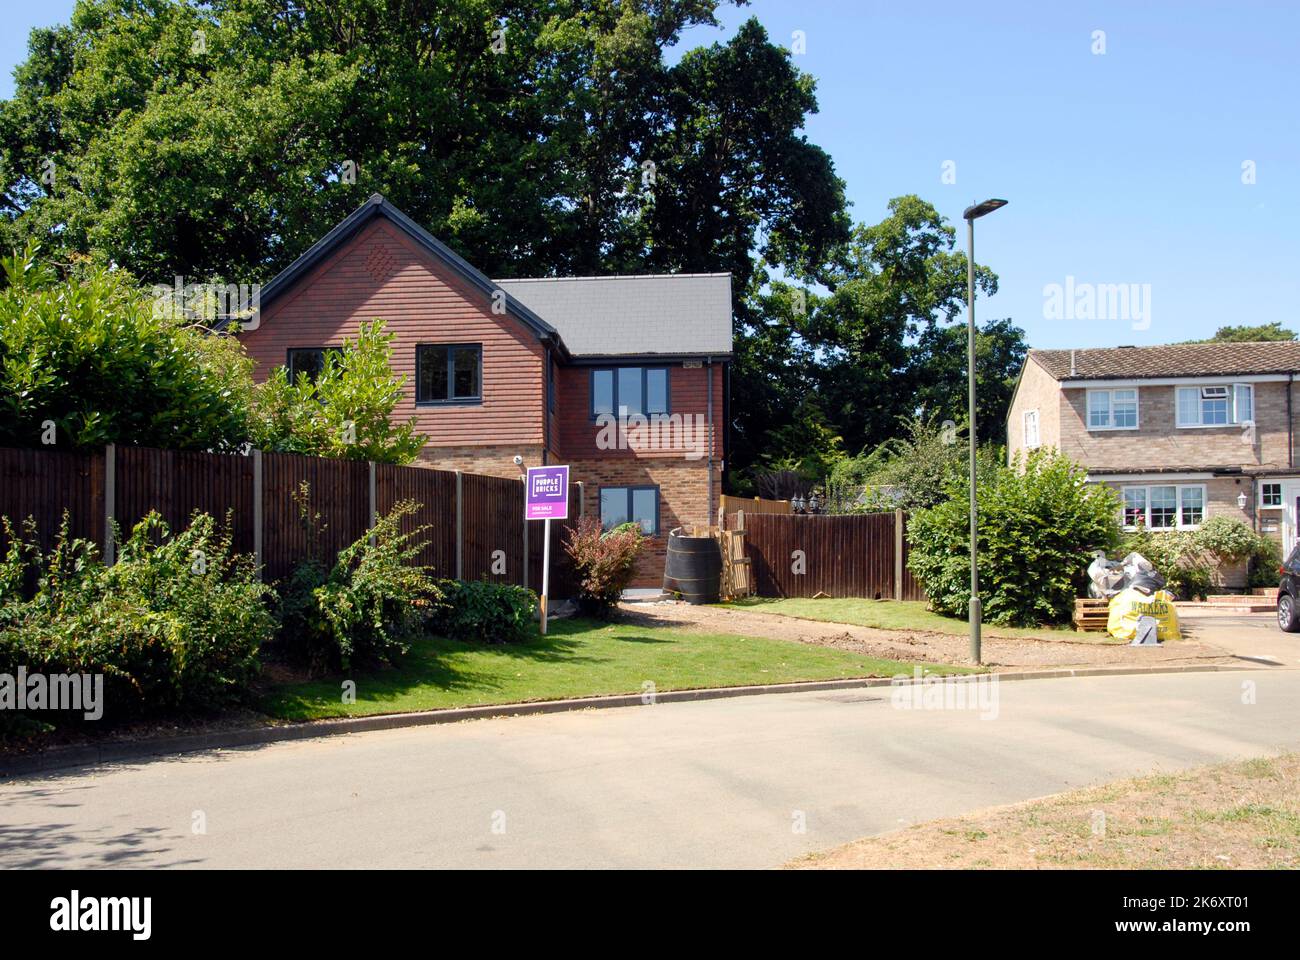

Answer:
[724,597,1100,641]
[262,617,977,721]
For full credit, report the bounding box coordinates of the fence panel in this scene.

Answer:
[114,446,256,554]
[375,463,457,579]
[461,472,525,583]
[261,452,370,584]
[0,447,104,556]
[526,482,583,598]
[743,511,924,600]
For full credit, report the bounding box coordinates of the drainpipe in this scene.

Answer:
[1290,372,1295,469]
[706,357,715,522]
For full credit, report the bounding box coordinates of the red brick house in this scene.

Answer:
[238,194,731,585]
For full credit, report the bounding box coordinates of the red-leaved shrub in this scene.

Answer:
[562,516,645,617]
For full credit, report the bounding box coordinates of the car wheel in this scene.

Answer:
[1279,593,1300,633]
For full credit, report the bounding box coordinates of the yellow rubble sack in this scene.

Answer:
[1106,587,1181,641]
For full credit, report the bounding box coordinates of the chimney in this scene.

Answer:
[1070,349,1077,377]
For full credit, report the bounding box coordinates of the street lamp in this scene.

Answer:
[963,198,1008,666]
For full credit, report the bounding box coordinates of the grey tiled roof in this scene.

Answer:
[1033,341,1300,381]
[494,273,733,358]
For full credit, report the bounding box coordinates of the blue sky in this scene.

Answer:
[3,0,1297,350]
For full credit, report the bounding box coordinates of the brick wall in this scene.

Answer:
[1006,356,1063,462]
[567,457,720,587]
[415,444,544,479]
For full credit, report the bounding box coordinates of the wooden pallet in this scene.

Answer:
[1073,598,1110,631]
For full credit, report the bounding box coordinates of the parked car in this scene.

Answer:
[1277,544,1300,632]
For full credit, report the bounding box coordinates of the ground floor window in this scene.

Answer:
[1261,482,1282,507]
[600,485,659,535]
[1120,483,1206,530]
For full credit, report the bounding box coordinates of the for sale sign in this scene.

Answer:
[525,465,569,520]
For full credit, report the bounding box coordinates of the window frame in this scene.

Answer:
[415,343,483,406]
[1023,408,1041,449]
[1175,382,1253,428]
[1260,482,1283,508]
[598,484,661,536]
[1085,388,1139,431]
[1120,483,1208,531]
[285,346,342,385]
[589,365,671,420]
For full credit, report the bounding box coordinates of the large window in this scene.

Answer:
[1086,388,1138,430]
[1176,384,1253,427]
[591,366,670,418]
[1121,484,1206,530]
[417,344,482,404]
[286,346,341,384]
[599,485,659,535]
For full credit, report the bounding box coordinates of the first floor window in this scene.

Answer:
[1087,388,1137,429]
[1261,482,1282,507]
[417,343,482,403]
[286,346,341,384]
[1176,383,1253,427]
[1023,409,1040,449]
[591,366,670,418]
[599,485,659,535]
[1121,484,1206,530]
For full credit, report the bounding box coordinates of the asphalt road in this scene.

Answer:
[2,669,1297,869]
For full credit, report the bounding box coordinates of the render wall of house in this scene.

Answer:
[1005,356,1063,462]
[239,218,547,449]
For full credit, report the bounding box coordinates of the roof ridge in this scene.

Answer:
[494,272,731,282]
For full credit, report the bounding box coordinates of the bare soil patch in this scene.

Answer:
[790,753,1300,869]
[618,600,1238,670]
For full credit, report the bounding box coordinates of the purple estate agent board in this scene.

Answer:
[525,465,570,520]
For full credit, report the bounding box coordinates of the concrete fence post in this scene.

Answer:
[253,449,264,581]
[894,508,905,601]
[103,443,116,565]
[455,470,464,580]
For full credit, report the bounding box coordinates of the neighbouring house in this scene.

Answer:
[1006,341,1300,587]
[237,194,731,587]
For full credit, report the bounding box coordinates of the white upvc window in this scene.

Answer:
[1023,409,1040,449]
[1260,482,1282,508]
[1086,388,1138,430]
[1120,483,1207,530]
[1175,383,1253,427]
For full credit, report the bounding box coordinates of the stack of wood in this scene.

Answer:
[1072,597,1110,632]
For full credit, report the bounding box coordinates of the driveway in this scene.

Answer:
[1179,611,1300,667]
[2,669,1296,869]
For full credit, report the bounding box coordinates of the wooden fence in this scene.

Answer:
[0,445,582,596]
[719,494,791,520]
[739,510,925,601]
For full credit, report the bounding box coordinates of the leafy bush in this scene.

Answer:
[252,320,426,463]
[0,244,255,451]
[276,496,439,672]
[1248,535,1282,589]
[432,580,536,644]
[1192,515,1259,565]
[0,511,272,722]
[907,450,1120,626]
[562,517,645,618]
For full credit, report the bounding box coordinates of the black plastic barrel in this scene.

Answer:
[663,527,722,604]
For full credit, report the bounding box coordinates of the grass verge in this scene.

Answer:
[791,753,1300,869]
[726,597,1107,641]
[262,616,977,721]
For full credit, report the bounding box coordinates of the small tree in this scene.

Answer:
[908,449,1120,626]
[252,320,425,462]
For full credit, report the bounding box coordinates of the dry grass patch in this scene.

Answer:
[791,754,1300,870]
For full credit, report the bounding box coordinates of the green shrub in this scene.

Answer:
[276,497,439,672]
[1191,515,1258,565]
[0,245,255,452]
[562,517,646,618]
[1248,536,1283,588]
[907,450,1120,626]
[0,511,272,723]
[433,580,536,644]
